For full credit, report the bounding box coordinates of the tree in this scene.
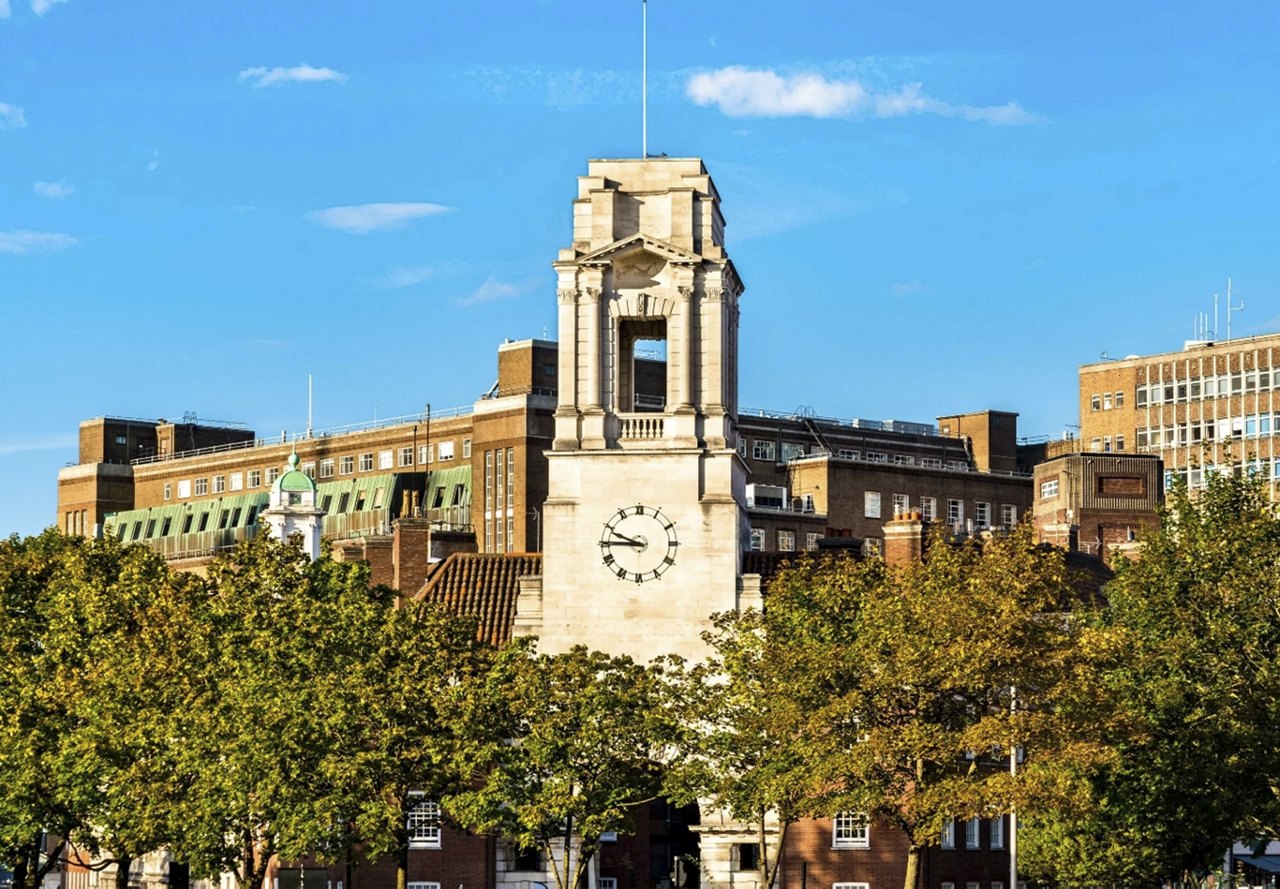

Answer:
[0,531,82,889]
[684,526,1111,889]
[447,643,680,889]
[315,601,496,889]
[1020,472,1280,888]
[169,534,393,889]
[44,534,206,889]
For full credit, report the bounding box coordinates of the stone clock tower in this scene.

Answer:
[537,157,748,664]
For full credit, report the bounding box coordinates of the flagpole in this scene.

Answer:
[642,0,647,158]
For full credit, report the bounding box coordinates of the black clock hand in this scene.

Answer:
[609,530,646,547]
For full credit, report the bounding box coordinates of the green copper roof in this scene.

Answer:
[274,452,316,494]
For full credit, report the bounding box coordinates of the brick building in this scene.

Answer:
[50,156,1049,889]
[1078,332,1280,492]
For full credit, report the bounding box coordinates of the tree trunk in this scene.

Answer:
[903,844,921,889]
[114,856,133,889]
[12,847,29,889]
[396,839,408,889]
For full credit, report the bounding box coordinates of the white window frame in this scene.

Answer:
[920,496,936,520]
[248,469,262,488]
[965,816,980,849]
[439,440,455,461]
[752,440,776,462]
[230,472,244,491]
[777,530,795,552]
[941,817,955,849]
[407,883,440,889]
[832,812,869,849]
[194,478,208,496]
[359,452,374,472]
[406,797,441,850]
[833,884,869,889]
[463,438,472,459]
[163,481,172,501]
[1040,479,1059,499]
[990,816,1004,849]
[974,501,991,528]
[319,459,334,479]
[212,475,225,494]
[399,447,413,467]
[598,880,617,889]
[947,499,963,526]
[378,449,394,470]
[806,532,821,551]
[749,528,765,551]
[864,491,881,519]
[892,493,909,516]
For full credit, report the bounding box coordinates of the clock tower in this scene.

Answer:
[537,157,748,663]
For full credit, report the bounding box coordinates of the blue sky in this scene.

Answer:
[3,0,1280,537]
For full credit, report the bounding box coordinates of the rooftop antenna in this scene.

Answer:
[642,0,648,158]
[307,374,313,439]
[1226,276,1244,341]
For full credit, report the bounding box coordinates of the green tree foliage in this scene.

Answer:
[168,534,393,889]
[1020,472,1280,888]
[316,601,495,889]
[682,526,1110,889]
[447,643,679,889]
[0,531,81,889]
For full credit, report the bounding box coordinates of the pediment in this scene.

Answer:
[576,233,702,267]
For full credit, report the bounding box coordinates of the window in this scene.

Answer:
[399,447,413,467]
[864,491,881,519]
[781,442,806,461]
[752,440,776,462]
[974,501,991,528]
[230,472,244,491]
[302,462,315,478]
[115,434,127,445]
[378,450,393,470]
[990,817,1004,849]
[920,497,936,520]
[1136,386,1148,407]
[1090,437,1102,451]
[406,798,441,849]
[731,844,760,871]
[921,457,942,469]
[893,454,914,466]
[806,532,821,551]
[832,812,869,849]
[750,528,765,551]
[947,499,963,527]
[407,884,441,889]
[319,459,335,479]
[942,884,955,889]
[1001,504,1018,527]
[598,880,617,889]
[863,538,882,557]
[737,439,748,458]
[463,438,472,458]
[451,484,466,507]
[163,482,172,501]
[439,441,455,461]
[512,846,542,871]
[941,818,955,849]
[866,451,888,463]
[359,452,374,472]
[248,469,262,487]
[419,445,430,465]
[1115,390,1124,408]
[266,467,280,484]
[212,475,225,494]
[1090,393,1101,411]
[837,448,859,460]
[194,478,208,496]
[1103,435,1112,453]
[965,816,980,849]
[892,493,909,516]
[1116,434,1126,451]
[777,530,795,552]
[833,884,869,889]
[178,479,192,498]
[1103,393,1112,410]
[1040,479,1059,499]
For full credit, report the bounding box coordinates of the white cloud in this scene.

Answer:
[460,275,530,306]
[238,64,348,88]
[0,1,11,19]
[147,150,160,172]
[30,0,68,14]
[890,279,931,297]
[305,202,453,234]
[0,434,76,457]
[0,103,26,130]
[0,230,78,255]
[33,180,74,199]
[373,264,445,290]
[686,66,1038,125]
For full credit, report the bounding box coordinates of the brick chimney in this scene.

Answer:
[884,511,926,565]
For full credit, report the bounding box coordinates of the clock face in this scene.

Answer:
[599,504,679,583]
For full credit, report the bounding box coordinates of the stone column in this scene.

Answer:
[553,286,580,450]
[702,285,727,448]
[580,284,607,449]
[669,280,699,447]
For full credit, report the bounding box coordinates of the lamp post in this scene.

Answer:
[1010,686,1018,889]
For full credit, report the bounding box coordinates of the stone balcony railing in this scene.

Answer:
[613,412,666,446]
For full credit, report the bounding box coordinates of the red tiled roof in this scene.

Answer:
[415,552,542,646]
